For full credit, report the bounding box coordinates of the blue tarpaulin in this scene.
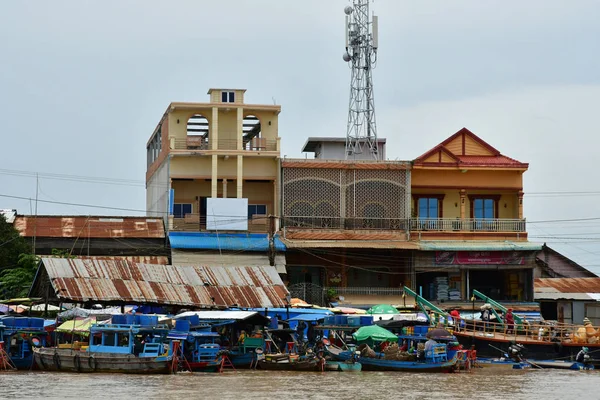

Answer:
[169,232,286,252]
[287,314,328,322]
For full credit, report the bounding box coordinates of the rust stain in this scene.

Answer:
[13,216,165,239]
[535,278,600,294]
[39,258,288,308]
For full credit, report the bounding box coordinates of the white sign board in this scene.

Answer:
[206,198,248,231]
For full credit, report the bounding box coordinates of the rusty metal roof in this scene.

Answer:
[75,255,169,265]
[13,216,165,239]
[34,258,288,308]
[535,278,600,294]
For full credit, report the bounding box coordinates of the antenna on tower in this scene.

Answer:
[343,0,379,160]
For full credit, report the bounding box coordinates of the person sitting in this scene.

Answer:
[576,347,590,365]
[424,338,437,355]
[237,330,247,345]
[399,340,408,352]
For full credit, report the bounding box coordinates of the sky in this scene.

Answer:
[1,1,600,273]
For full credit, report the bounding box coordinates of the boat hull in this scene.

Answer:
[34,348,173,374]
[326,361,362,372]
[335,350,457,373]
[188,360,221,372]
[454,332,600,367]
[258,359,321,372]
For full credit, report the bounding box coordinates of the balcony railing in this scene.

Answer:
[323,287,406,297]
[409,218,526,232]
[281,216,408,230]
[170,214,269,233]
[282,216,526,233]
[171,137,277,151]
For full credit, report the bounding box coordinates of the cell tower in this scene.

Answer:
[343,0,379,160]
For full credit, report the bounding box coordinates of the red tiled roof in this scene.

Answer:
[456,155,528,167]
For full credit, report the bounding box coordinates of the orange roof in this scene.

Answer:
[414,128,528,169]
[13,216,165,239]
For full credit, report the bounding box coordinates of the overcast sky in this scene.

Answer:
[1,1,600,273]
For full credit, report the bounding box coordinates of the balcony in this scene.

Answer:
[171,137,278,152]
[170,213,269,233]
[409,218,526,232]
[282,216,408,231]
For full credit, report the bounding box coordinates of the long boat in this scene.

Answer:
[327,345,458,373]
[476,357,593,370]
[452,317,600,364]
[34,315,174,374]
[0,316,48,370]
[258,353,322,372]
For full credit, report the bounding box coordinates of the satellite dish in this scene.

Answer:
[344,6,353,15]
[343,52,351,62]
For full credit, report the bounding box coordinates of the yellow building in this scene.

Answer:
[146,88,281,233]
[410,128,539,302]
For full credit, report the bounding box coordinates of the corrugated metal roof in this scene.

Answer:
[169,232,286,251]
[419,241,542,251]
[535,278,600,294]
[534,292,596,301]
[175,310,263,321]
[75,255,169,265]
[282,239,418,249]
[35,258,288,308]
[0,209,17,224]
[13,216,165,239]
[282,159,410,170]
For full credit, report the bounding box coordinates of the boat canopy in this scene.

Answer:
[353,325,398,344]
[287,314,327,322]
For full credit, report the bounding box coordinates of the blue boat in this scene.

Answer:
[325,360,362,372]
[0,316,48,370]
[167,322,223,372]
[34,314,174,374]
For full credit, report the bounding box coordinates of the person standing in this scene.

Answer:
[505,308,515,335]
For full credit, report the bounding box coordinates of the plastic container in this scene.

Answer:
[112,315,126,325]
[175,319,191,332]
[325,316,336,325]
[338,316,348,326]
[348,316,361,326]
[359,316,373,326]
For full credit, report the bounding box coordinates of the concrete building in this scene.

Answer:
[282,128,541,305]
[145,89,284,269]
[302,137,387,160]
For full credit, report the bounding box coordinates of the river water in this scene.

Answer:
[2,369,599,400]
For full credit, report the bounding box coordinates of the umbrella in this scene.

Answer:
[352,325,398,344]
[426,327,454,339]
[366,304,400,315]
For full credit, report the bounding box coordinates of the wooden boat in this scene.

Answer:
[0,316,48,370]
[334,349,457,372]
[325,360,362,372]
[34,315,173,374]
[258,353,323,371]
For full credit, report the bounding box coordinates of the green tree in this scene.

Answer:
[0,253,39,298]
[0,214,31,271]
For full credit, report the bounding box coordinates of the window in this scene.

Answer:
[221,91,235,103]
[474,199,494,219]
[173,203,192,218]
[248,204,267,218]
[418,198,439,219]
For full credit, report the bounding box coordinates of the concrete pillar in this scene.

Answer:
[459,189,467,220]
[237,155,243,198]
[211,107,218,150]
[237,107,243,151]
[223,179,228,198]
[518,191,524,219]
[211,155,218,198]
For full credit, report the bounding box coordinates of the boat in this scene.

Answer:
[167,328,223,372]
[325,360,362,372]
[34,314,174,374]
[0,316,49,370]
[257,353,323,371]
[452,290,600,365]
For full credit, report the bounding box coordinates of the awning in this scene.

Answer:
[419,241,542,251]
[171,250,287,274]
[169,232,286,251]
[287,314,328,322]
[56,318,99,336]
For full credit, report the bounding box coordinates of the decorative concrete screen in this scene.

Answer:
[206,198,249,231]
[281,161,411,230]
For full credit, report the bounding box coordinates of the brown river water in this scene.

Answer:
[2,369,599,400]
